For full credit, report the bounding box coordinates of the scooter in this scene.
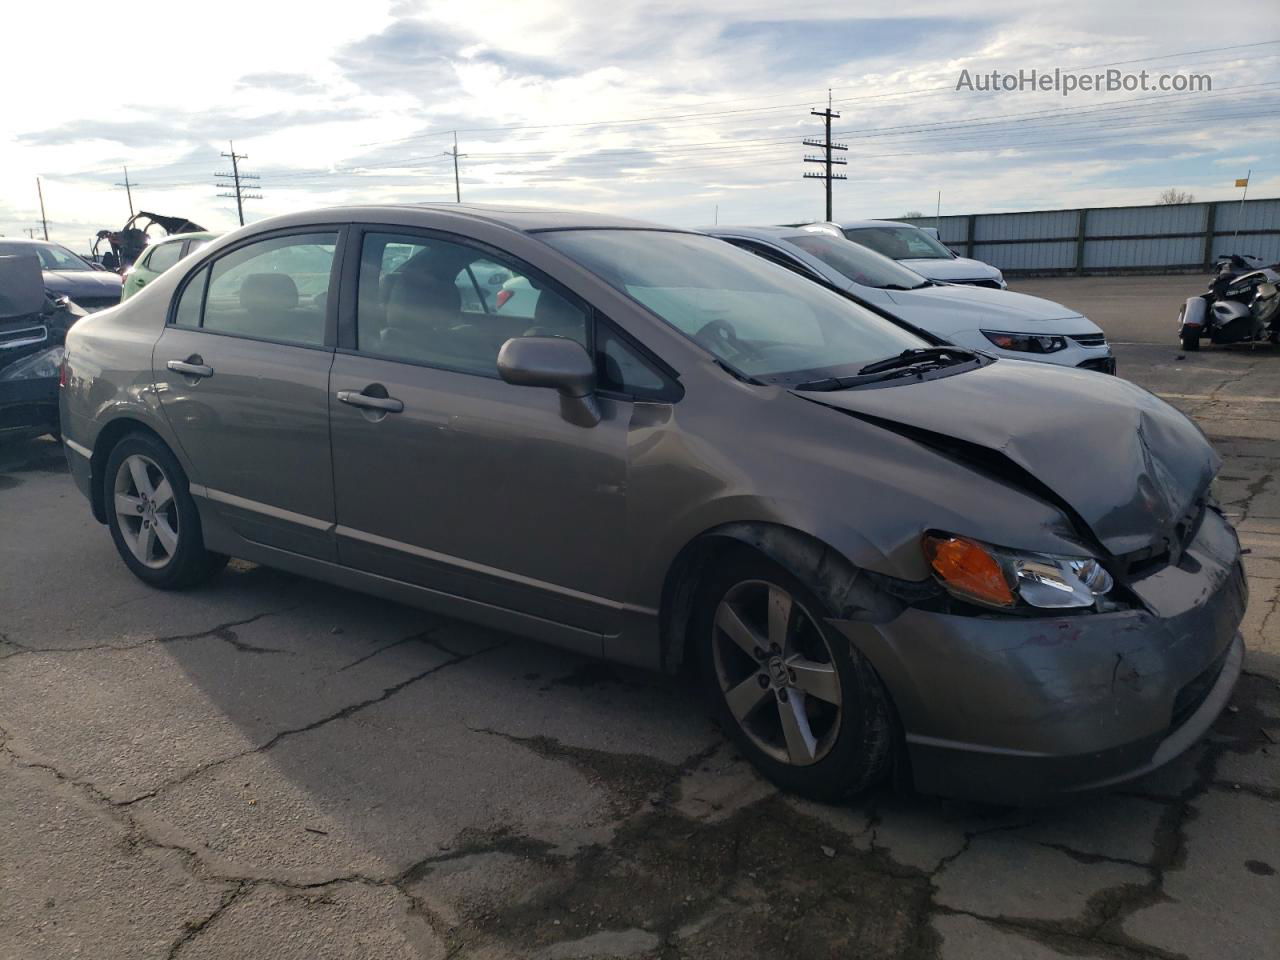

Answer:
[1178,253,1280,351]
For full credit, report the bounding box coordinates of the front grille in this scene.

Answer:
[0,325,47,350]
[1070,333,1108,347]
[951,278,1003,289]
[1076,356,1117,374]
[1118,498,1207,579]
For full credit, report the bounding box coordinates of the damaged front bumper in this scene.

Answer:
[831,507,1247,804]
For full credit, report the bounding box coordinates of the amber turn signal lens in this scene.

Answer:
[923,535,1016,607]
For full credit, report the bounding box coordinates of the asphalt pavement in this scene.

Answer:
[1,275,1277,960]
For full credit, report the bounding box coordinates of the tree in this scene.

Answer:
[1157,188,1195,205]
[902,210,926,219]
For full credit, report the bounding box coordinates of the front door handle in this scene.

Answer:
[336,389,404,413]
[167,357,213,378]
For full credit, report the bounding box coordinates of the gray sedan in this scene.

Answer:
[60,204,1245,804]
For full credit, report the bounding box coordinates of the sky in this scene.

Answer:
[3,0,1279,249]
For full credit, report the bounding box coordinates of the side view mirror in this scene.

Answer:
[497,336,600,427]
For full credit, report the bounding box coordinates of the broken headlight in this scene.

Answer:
[981,331,1068,353]
[922,533,1113,611]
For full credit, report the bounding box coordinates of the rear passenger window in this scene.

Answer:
[146,242,182,274]
[173,267,207,328]
[200,233,336,346]
[356,232,588,377]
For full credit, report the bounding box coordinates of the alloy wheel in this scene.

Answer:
[711,579,842,766]
[113,454,179,569]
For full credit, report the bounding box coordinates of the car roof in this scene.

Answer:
[835,219,913,230]
[147,231,216,246]
[700,225,808,241]
[0,237,66,247]
[255,203,683,235]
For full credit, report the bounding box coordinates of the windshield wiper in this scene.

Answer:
[858,346,973,375]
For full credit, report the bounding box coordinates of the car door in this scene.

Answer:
[152,228,343,559]
[327,228,632,650]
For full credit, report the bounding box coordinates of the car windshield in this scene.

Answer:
[843,226,955,261]
[0,241,92,271]
[783,234,931,290]
[539,229,927,381]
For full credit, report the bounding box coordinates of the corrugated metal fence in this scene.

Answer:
[897,198,1280,276]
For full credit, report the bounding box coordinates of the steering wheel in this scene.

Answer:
[694,318,750,358]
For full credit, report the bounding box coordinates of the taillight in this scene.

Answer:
[495,289,513,310]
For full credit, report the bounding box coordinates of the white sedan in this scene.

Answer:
[704,225,1114,373]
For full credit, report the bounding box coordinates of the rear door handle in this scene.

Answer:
[337,390,404,413]
[167,358,213,378]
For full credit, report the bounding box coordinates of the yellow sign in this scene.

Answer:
[1235,178,1250,187]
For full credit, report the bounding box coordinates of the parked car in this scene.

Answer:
[61,204,1244,804]
[704,226,1115,372]
[802,219,1006,289]
[0,238,123,312]
[121,232,216,301]
[1,253,85,441]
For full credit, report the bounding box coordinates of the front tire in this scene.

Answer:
[694,550,895,801]
[103,433,226,589]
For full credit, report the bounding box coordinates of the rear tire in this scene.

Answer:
[103,433,227,589]
[1180,329,1201,351]
[693,549,894,802]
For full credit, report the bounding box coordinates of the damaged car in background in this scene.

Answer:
[0,237,123,313]
[60,204,1245,804]
[1,253,84,441]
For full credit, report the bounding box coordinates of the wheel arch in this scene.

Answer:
[89,417,172,523]
[658,521,912,674]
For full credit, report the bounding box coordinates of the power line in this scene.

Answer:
[215,140,261,226]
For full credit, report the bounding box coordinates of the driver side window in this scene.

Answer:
[355,232,588,377]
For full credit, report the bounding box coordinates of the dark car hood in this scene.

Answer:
[43,269,123,297]
[794,360,1219,558]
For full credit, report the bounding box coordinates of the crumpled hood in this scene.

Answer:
[795,360,1219,558]
[882,283,1097,336]
[901,256,1002,283]
[43,269,122,299]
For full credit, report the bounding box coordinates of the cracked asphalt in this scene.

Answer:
[2,275,1278,960]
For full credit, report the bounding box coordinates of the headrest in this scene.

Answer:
[240,273,298,313]
[533,288,581,331]
[386,270,461,328]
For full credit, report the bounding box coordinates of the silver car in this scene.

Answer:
[60,204,1245,804]
[802,219,1007,289]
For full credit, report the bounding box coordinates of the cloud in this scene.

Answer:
[18,109,352,149]
[236,71,328,95]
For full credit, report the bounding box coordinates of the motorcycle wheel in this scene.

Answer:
[1180,329,1201,351]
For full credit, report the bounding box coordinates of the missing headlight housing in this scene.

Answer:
[923,533,1113,611]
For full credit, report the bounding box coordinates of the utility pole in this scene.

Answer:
[35,177,49,240]
[115,166,136,217]
[802,91,847,221]
[215,140,262,226]
[24,228,36,239]
[443,132,467,202]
